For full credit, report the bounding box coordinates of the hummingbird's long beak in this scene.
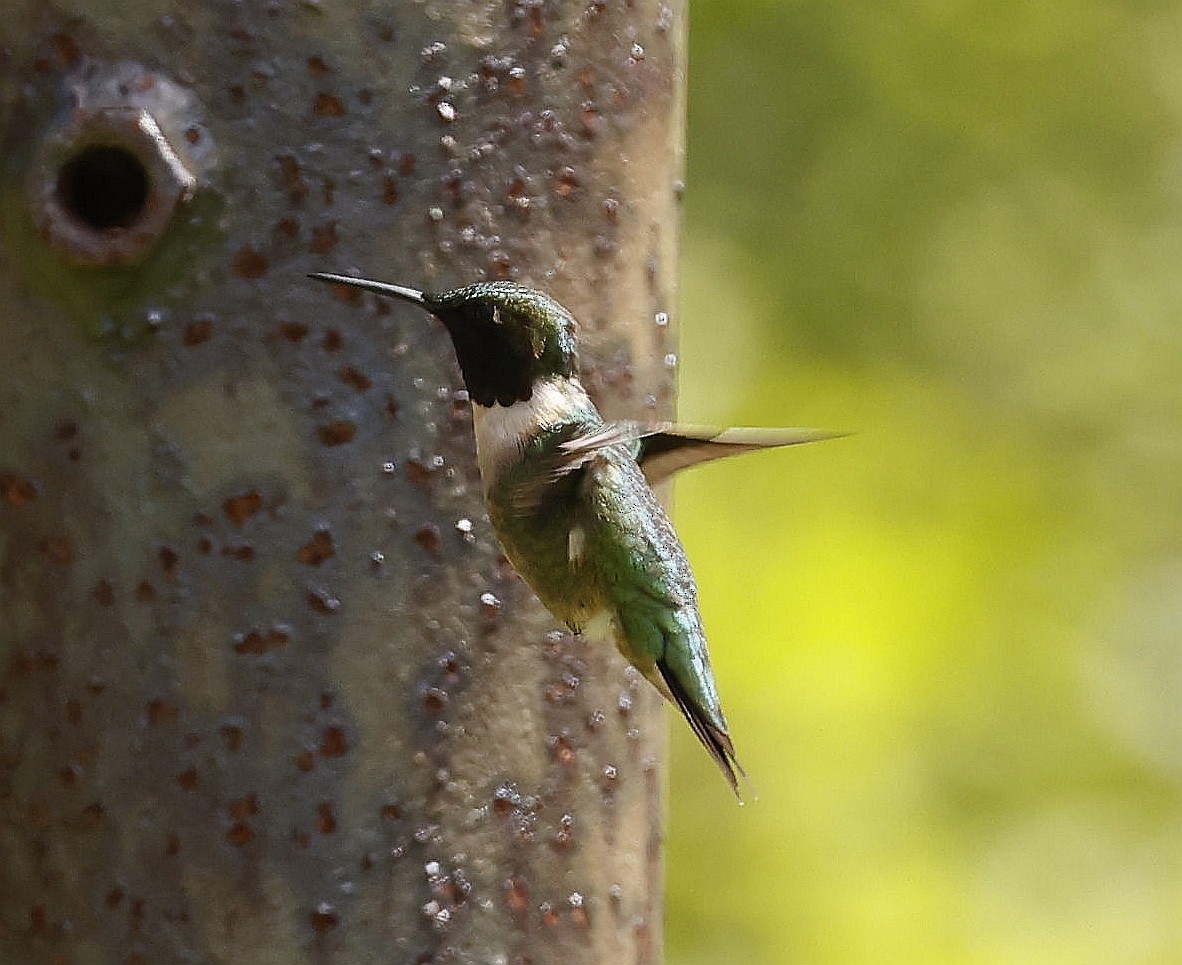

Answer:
[308,272,426,306]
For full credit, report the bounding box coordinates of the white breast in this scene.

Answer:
[470,377,592,491]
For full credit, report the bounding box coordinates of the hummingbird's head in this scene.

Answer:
[310,274,579,408]
[424,282,579,407]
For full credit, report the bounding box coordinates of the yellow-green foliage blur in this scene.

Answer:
[667,3,1182,963]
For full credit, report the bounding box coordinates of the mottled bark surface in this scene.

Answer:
[0,2,684,962]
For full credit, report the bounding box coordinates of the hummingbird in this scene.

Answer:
[310,272,834,794]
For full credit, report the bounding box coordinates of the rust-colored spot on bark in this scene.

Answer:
[337,365,372,392]
[176,768,198,790]
[106,886,125,908]
[233,625,290,654]
[316,420,356,446]
[277,154,309,205]
[404,458,435,488]
[322,328,344,352]
[40,535,73,566]
[555,166,581,198]
[310,221,338,253]
[489,251,513,280]
[319,725,347,757]
[228,794,259,820]
[158,545,180,579]
[316,802,337,834]
[50,32,82,68]
[385,394,401,419]
[76,802,106,831]
[221,541,254,562]
[381,174,399,205]
[165,833,181,856]
[279,320,309,342]
[276,216,300,239]
[298,530,335,566]
[93,579,114,606]
[551,735,576,766]
[422,686,448,716]
[581,103,603,136]
[438,652,463,684]
[183,318,214,346]
[223,490,263,527]
[413,523,442,556]
[313,92,346,116]
[226,822,254,847]
[295,749,315,772]
[33,32,81,73]
[220,724,244,752]
[310,905,338,932]
[29,903,50,936]
[505,877,529,917]
[1,473,37,506]
[233,245,268,279]
[307,55,331,76]
[381,802,403,821]
[146,699,179,725]
[135,580,155,602]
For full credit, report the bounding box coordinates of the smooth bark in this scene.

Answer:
[0,2,684,962]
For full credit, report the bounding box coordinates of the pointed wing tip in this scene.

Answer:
[637,424,849,485]
[731,426,850,446]
[812,428,853,441]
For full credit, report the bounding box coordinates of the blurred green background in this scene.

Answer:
[666,3,1182,963]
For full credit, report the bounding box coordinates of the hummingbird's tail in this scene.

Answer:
[657,657,745,797]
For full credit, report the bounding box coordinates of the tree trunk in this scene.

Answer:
[0,2,684,962]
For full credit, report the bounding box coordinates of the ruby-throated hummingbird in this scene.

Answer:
[310,272,833,794]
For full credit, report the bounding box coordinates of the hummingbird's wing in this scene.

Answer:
[635,425,841,485]
[508,422,644,515]
[511,422,839,512]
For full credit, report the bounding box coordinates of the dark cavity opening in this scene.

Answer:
[56,144,150,231]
